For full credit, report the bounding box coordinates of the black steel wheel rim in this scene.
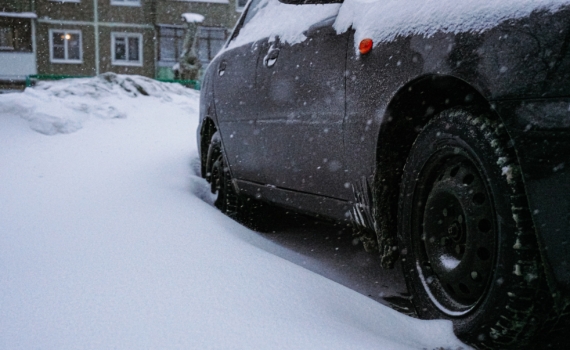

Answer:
[412,150,496,316]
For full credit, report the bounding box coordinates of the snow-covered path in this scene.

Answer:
[0,76,467,349]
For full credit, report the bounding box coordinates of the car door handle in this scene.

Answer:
[264,49,280,68]
[218,61,227,76]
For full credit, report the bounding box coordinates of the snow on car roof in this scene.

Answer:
[228,0,341,48]
[228,0,570,52]
[335,0,570,51]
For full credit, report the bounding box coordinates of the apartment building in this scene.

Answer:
[0,0,243,86]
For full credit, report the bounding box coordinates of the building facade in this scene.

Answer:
[0,0,243,86]
[155,0,243,79]
[0,0,37,88]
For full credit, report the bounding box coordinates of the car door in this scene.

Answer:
[254,14,351,200]
[211,6,264,182]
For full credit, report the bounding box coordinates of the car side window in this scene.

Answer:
[228,0,264,44]
[228,0,341,49]
[242,0,264,26]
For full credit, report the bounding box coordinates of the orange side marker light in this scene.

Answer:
[359,38,373,55]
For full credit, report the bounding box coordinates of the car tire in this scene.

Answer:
[206,131,274,232]
[398,108,550,348]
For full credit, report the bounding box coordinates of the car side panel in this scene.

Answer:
[212,42,264,181]
[236,179,351,221]
[254,28,350,200]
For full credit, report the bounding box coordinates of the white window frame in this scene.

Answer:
[236,0,248,12]
[49,0,81,3]
[48,29,83,64]
[157,25,186,64]
[110,0,141,6]
[111,32,143,67]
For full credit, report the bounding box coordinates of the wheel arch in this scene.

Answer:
[373,74,495,266]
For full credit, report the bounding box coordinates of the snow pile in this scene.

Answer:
[0,76,468,349]
[335,0,570,50]
[228,0,340,48]
[0,73,197,136]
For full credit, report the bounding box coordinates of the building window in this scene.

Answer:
[236,0,248,11]
[197,27,226,65]
[49,29,82,63]
[111,32,143,66]
[110,0,140,6]
[0,27,13,50]
[158,26,185,63]
[0,19,32,52]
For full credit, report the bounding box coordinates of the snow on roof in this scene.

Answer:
[228,0,340,48]
[0,11,37,19]
[334,0,570,51]
[182,13,205,23]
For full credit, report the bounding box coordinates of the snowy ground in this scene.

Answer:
[0,75,469,349]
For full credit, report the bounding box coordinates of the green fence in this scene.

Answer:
[25,74,200,90]
[156,78,200,90]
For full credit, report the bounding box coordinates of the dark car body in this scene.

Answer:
[198,0,570,303]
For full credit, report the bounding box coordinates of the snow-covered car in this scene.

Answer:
[197,0,570,348]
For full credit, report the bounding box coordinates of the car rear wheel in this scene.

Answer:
[398,108,549,348]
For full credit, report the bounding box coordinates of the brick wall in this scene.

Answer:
[32,0,241,79]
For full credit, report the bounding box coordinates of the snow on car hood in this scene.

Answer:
[335,0,570,52]
[228,0,341,48]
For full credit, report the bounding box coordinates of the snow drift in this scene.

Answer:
[0,73,195,136]
[0,76,469,349]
